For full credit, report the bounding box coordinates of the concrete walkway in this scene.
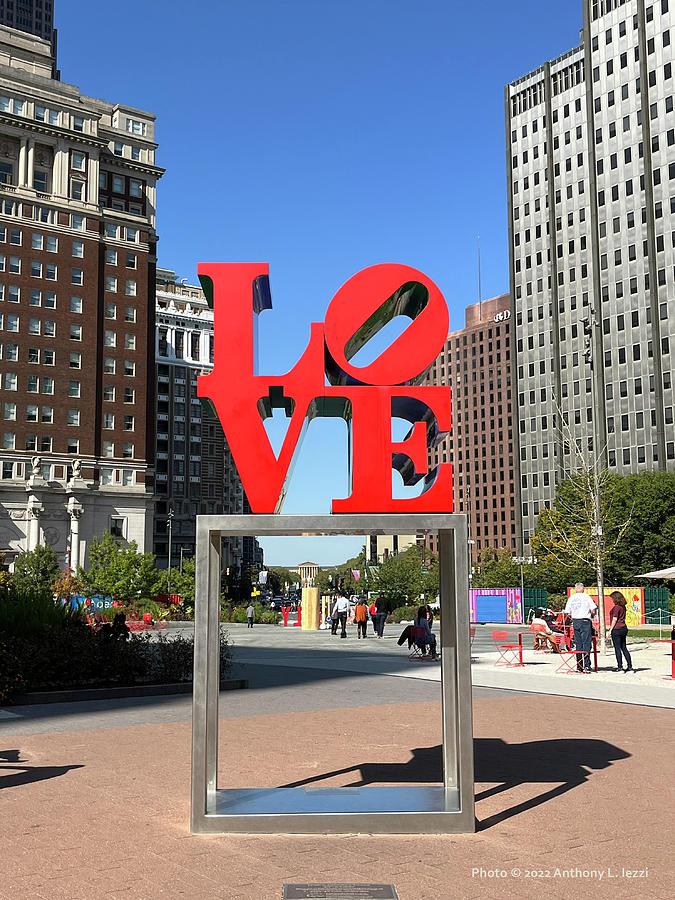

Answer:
[223,623,675,709]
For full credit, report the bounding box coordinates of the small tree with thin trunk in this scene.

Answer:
[531,410,631,653]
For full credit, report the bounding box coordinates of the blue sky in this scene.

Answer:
[57,0,581,566]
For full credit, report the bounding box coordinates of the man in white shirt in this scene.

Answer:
[332,595,351,639]
[564,583,597,673]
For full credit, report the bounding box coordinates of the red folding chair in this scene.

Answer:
[492,630,523,666]
[408,626,437,662]
[551,634,586,674]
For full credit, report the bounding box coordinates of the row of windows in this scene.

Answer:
[0,95,87,132]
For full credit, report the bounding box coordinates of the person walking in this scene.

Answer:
[246,602,255,628]
[608,591,634,672]
[564,582,597,673]
[369,601,377,635]
[354,598,368,639]
[374,596,391,639]
[333,595,350,639]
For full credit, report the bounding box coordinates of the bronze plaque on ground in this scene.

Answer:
[283,886,398,900]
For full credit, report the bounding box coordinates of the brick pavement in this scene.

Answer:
[1,694,673,900]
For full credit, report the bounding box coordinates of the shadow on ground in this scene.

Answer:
[276,737,630,830]
[0,749,83,790]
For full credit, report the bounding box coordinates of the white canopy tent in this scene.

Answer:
[638,566,675,580]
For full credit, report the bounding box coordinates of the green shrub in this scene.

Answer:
[0,590,83,638]
[221,601,280,625]
[389,604,419,624]
[0,622,233,703]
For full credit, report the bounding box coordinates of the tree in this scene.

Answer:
[51,570,84,601]
[601,471,675,584]
[375,545,428,607]
[79,532,163,603]
[13,544,59,596]
[473,548,522,589]
[167,557,195,607]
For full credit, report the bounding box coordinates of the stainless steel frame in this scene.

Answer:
[191,514,474,834]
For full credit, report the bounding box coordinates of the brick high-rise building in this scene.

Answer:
[0,24,163,569]
[506,0,675,552]
[423,294,517,561]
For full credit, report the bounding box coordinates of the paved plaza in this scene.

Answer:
[1,623,674,899]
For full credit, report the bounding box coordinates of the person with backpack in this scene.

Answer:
[374,596,392,639]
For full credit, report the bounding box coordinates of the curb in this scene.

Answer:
[8,678,248,706]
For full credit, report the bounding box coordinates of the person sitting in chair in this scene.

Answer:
[412,606,437,659]
[531,608,561,652]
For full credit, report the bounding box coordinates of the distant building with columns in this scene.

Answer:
[297,561,319,586]
[0,23,162,570]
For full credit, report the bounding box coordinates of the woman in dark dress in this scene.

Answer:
[608,591,633,672]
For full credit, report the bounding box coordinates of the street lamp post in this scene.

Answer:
[167,508,174,598]
[582,312,607,656]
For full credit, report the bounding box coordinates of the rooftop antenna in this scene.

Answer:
[477,234,483,320]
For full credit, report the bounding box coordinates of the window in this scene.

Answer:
[44,321,55,337]
[3,402,16,420]
[9,256,21,274]
[67,439,80,455]
[71,215,84,231]
[131,146,141,161]
[105,303,117,319]
[41,406,53,424]
[106,249,117,265]
[124,387,135,404]
[122,470,134,487]
[104,330,116,347]
[73,116,85,132]
[113,141,124,156]
[126,253,136,269]
[105,223,118,239]
[69,352,82,369]
[70,296,82,314]
[101,468,114,486]
[67,409,80,426]
[72,152,86,171]
[8,286,19,302]
[123,415,135,431]
[106,276,117,292]
[28,348,40,364]
[103,385,115,402]
[32,232,43,250]
[68,380,80,398]
[70,180,85,201]
[102,441,114,457]
[10,229,21,246]
[124,360,136,376]
[72,240,84,258]
[70,324,82,341]
[126,228,138,243]
[124,334,136,350]
[104,358,116,374]
[125,306,136,323]
[7,314,19,332]
[71,268,83,285]
[125,279,136,296]
[26,404,38,422]
[103,413,115,430]
[122,442,134,459]
[29,318,41,335]
[112,175,124,194]
[4,373,17,391]
[44,292,56,309]
[44,350,54,366]
[126,117,147,136]
[31,261,42,278]
[45,263,56,280]
[3,433,15,451]
[5,343,18,361]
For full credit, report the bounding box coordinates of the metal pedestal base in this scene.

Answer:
[191,514,475,835]
[195,786,468,834]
